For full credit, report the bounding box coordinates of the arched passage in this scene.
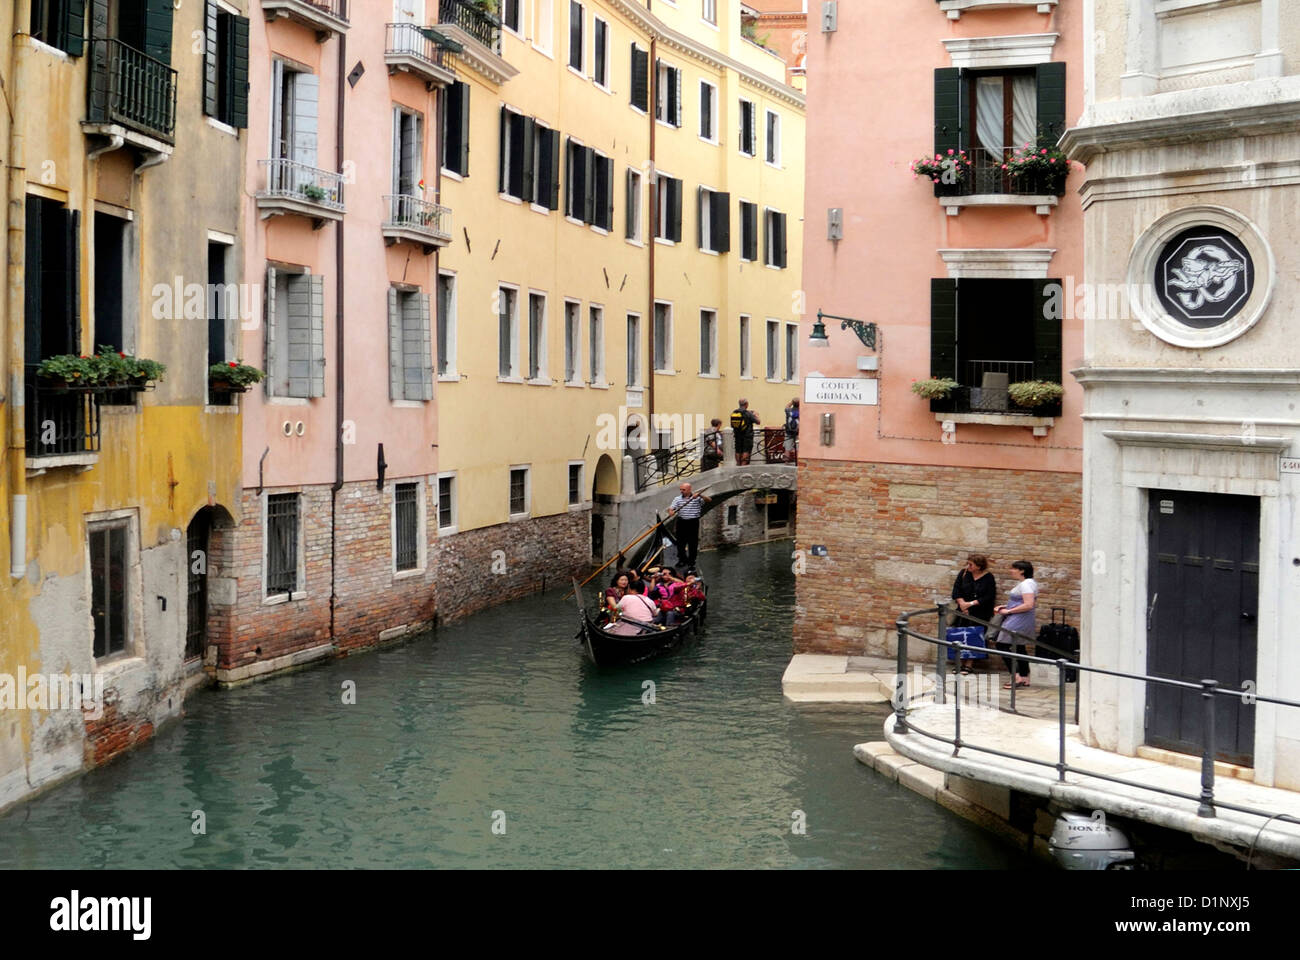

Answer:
[593,453,619,496]
[186,504,235,663]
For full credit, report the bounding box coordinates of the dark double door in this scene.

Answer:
[1145,490,1258,766]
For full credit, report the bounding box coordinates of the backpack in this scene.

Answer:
[785,410,799,435]
[730,410,747,431]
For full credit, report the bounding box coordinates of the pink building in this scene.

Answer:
[796,0,1083,657]
[215,2,454,683]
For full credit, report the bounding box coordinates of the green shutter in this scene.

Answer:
[696,187,705,249]
[631,45,648,111]
[64,0,87,57]
[498,106,508,194]
[775,212,787,268]
[24,196,43,366]
[668,178,682,243]
[142,0,173,65]
[1036,62,1067,143]
[521,118,536,203]
[548,128,561,209]
[231,14,250,128]
[712,191,730,254]
[203,2,218,117]
[66,208,81,354]
[934,67,962,156]
[582,147,595,225]
[930,278,958,381]
[1032,278,1062,383]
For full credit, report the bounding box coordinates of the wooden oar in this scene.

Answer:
[563,518,662,599]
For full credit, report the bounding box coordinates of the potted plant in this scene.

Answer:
[301,183,328,203]
[910,377,959,401]
[1008,380,1064,412]
[36,348,165,391]
[209,361,265,394]
[1005,138,1072,196]
[910,149,972,197]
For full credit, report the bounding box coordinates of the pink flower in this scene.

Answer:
[1049,157,1056,164]
[1041,148,1048,155]
[1001,164,1008,170]
[947,149,954,155]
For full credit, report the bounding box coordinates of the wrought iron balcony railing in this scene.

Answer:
[259,158,346,211]
[383,194,452,242]
[438,0,501,55]
[86,39,178,143]
[939,147,1068,198]
[386,21,450,69]
[25,376,102,459]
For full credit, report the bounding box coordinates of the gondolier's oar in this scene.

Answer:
[563,518,663,599]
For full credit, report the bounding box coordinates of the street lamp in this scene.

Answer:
[809,310,876,349]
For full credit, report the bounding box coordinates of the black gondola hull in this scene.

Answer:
[578,598,707,666]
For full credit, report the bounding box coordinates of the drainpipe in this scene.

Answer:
[8,5,30,580]
[328,33,347,644]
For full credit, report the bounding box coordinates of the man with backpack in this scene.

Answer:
[730,399,760,465]
[783,398,800,460]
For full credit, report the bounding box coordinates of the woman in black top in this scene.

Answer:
[952,554,996,622]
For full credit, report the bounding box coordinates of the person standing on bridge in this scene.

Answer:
[667,481,711,570]
[730,399,760,465]
[701,419,724,471]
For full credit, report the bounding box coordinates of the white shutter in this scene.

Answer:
[271,60,285,159]
[308,274,325,397]
[401,292,425,400]
[388,287,402,400]
[285,274,311,397]
[674,68,682,127]
[417,293,433,400]
[392,107,402,197]
[292,71,319,170]
[264,266,280,395]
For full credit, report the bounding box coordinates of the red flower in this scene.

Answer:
[119,352,126,358]
[229,361,238,368]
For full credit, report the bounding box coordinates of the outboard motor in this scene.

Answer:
[1049,811,1136,870]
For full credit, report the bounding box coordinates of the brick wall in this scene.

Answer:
[432,511,590,624]
[794,459,1081,658]
[699,489,797,552]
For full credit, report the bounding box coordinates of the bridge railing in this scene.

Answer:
[632,438,700,492]
[894,602,1300,830]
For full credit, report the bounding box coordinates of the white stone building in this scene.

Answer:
[1063,0,1300,789]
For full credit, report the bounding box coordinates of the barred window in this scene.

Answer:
[509,467,529,516]
[394,483,419,572]
[266,493,299,597]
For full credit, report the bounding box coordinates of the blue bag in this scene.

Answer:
[945,625,988,661]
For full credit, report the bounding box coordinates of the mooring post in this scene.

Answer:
[935,601,948,706]
[895,615,909,735]
[1198,679,1217,818]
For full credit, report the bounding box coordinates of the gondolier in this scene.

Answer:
[667,481,711,570]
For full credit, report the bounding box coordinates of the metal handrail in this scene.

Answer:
[893,602,1300,826]
[438,0,502,54]
[632,438,699,492]
[25,374,102,457]
[259,158,346,211]
[383,194,452,240]
[944,147,1068,198]
[86,38,178,142]
[385,21,449,68]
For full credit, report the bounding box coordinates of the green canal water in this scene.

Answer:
[0,540,1029,869]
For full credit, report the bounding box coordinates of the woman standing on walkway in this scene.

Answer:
[950,554,996,674]
[995,560,1038,688]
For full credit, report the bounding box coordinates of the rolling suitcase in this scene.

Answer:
[1035,608,1081,682]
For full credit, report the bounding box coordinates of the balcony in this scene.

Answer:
[25,377,101,474]
[261,0,349,41]
[256,158,346,227]
[937,148,1065,216]
[83,39,177,162]
[382,194,453,252]
[386,22,458,88]
[929,361,1060,435]
[436,0,518,84]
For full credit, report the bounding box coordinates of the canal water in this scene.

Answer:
[0,540,1028,869]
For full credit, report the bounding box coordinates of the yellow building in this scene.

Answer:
[433,0,804,614]
[0,0,246,812]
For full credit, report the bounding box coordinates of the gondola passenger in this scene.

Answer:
[607,580,659,636]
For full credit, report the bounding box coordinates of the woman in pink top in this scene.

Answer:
[606,581,659,636]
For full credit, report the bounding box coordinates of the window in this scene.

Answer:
[388,288,433,401]
[565,139,612,229]
[763,208,788,268]
[588,305,605,384]
[655,60,683,127]
[207,238,233,404]
[564,300,581,384]
[629,43,650,112]
[528,292,547,380]
[271,62,320,169]
[766,320,779,380]
[933,63,1067,191]
[739,200,758,262]
[437,474,457,531]
[437,272,456,378]
[393,482,420,572]
[442,81,470,177]
[653,302,673,373]
[592,17,609,87]
[89,520,129,659]
[498,285,519,378]
[32,0,86,56]
[626,168,642,241]
[699,309,717,376]
[499,109,558,206]
[503,0,522,34]
[655,174,682,242]
[739,99,756,156]
[266,268,326,398]
[533,0,553,53]
[627,312,641,387]
[697,187,730,253]
[509,466,530,517]
[24,197,81,451]
[532,121,561,209]
[203,2,250,128]
[929,278,1061,411]
[702,0,717,24]
[568,462,584,505]
[739,315,751,378]
[785,322,798,381]
[94,213,129,360]
[699,81,717,141]
[765,109,781,166]
[265,492,300,598]
[392,107,424,198]
[568,1,584,72]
